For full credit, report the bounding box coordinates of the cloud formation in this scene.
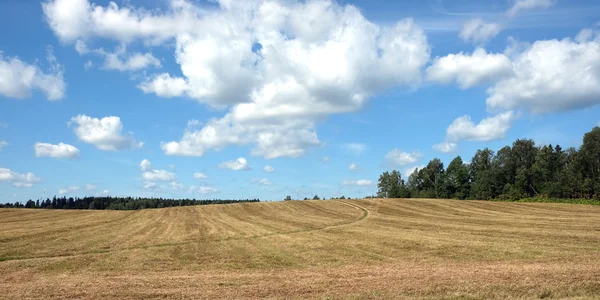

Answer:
[0,49,65,100]
[34,142,80,159]
[446,111,515,142]
[219,157,250,171]
[384,149,423,166]
[59,185,80,195]
[341,179,374,186]
[459,18,501,44]
[507,0,555,17]
[44,0,431,159]
[426,48,513,89]
[0,168,41,188]
[70,114,137,151]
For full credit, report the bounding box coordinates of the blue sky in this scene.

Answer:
[1,0,599,202]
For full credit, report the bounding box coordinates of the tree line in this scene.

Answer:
[0,196,260,210]
[377,126,600,201]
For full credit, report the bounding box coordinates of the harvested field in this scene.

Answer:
[1,198,599,299]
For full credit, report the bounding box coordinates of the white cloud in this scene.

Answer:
[142,169,176,182]
[0,49,65,100]
[169,181,184,191]
[348,163,359,171]
[140,159,151,172]
[42,0,202,44]
[486,31,600,114]
[251,178,272,185]
[446,111,515,142]
[507,0,555,17]
[49,0,429,159]
[34,142,80,159]
[143,181,158,190]
[139,73,188,98]
[69,114,137,151]
[189,186,218,194]
[341,179,374,186]
[140,159,176,184]
[218,157,250,171]
[459,18,501,44]
[85,184,96,191]
[0,168,41,188]
[384,149,423,166]
[59,185,80,195]
[432,142,457,153]
[344,143,366,155]
[193,172,208,179]
[102,189,109,195]
[263,165,274,172]
[75,39,88,54]
[404,165,425,178]
[0,140,7,151]
[102,48,161,71]
[322,156,330,162]
[426,48,513,89]
[84,60,93,70]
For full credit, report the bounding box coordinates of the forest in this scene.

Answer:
[377,126,600,201]
[0,196,260,210]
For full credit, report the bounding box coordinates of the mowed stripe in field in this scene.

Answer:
[1,199,599,299]
[0,200,364,260]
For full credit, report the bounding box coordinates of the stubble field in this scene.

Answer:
[1,198,599,299]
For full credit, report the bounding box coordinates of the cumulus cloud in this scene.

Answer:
[140,159,151,172]
[426,48,513,89]
[0,140,7,151]
[103,51,161,71]
[189,186,218,194]
[459,18,501,44]
[404,165,425,178]
[34,142,80,159]
[140,159,176,182]
[42,0,202,44]
[139,73,188,98]
[142,169,176,181]
[263,165,274,172]
[486,30,600,114]
[69,114,137,151]
[341,179,374,186]
[348,163,359,171]
[0,168,41,188]
[193,172,208,179]
[59,185,79,195]
[102,189,109,195]
[384,149,423,166]
[143,181,158,190]
[507,0,555,17]
[251,178,272,185]
[0,49,65,100]
[446,111,515,142]
[44,0,430,159]
[218,157,250,171]
[86,184,96,191]
[432,142,457,153]
[169,181,184,191]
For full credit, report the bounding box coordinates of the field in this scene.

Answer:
[1,198,599,299]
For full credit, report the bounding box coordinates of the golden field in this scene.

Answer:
[1,198,599,299]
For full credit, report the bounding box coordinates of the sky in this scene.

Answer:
[1,0,599,202]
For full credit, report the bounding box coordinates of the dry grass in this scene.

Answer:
[1,198,599,299]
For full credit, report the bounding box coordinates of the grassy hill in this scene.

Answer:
[1,198,599,299]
